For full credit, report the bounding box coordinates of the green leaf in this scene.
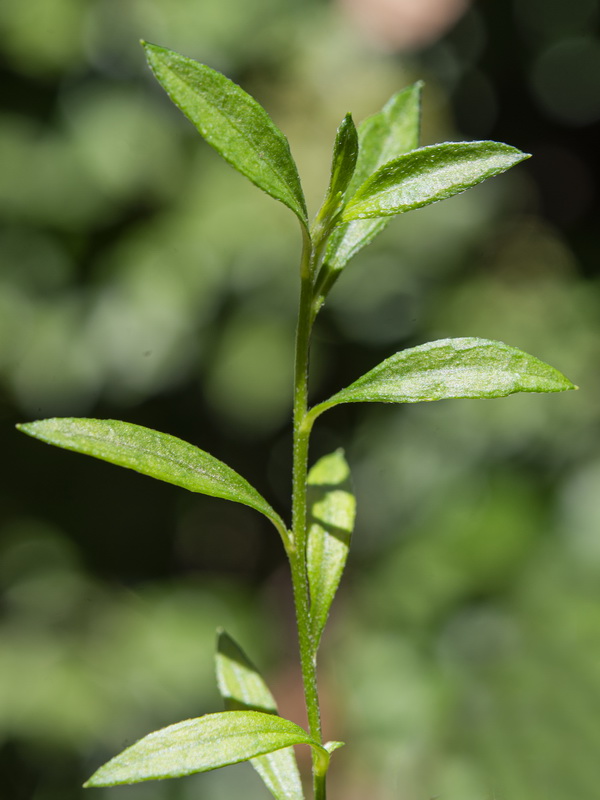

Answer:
[216,630,304,800]
[142,41,308,227]
[17,418,285,535]
[314,113,358,232]
[84,710,325,786]
[342,141,530,221]
[311,338,577,414]
[323,83,422,273]
[307,451,355,645]
[350,83,423,196]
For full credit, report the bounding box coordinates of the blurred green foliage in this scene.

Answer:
[1,0,599,798]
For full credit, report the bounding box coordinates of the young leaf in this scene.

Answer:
[17,418,286,535]
[216,630,304,800]
[314,114,358,233]
[142,42,308,228]
[323,83,422,274]
[341,141,529,221]
[307,450,355,645]
[84,710,326,787]
[310,338,576,415]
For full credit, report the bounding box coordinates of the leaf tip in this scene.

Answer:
[215,627,230,650]
[16,421,36,437]
[141,40,165,66]
[82,772,103,789]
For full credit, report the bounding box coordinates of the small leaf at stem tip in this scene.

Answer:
[314,113,358,232]
[324,740,345,754]
[17,418,286,535]
[141,41,308,228]
[341,141,530,221]
[216,630,305,800]
[323,82,422,274]
[352,82,424,186]
[84,711,324,786]
[311,338,576,413]
[307,450,356,646]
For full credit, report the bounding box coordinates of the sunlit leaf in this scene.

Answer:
[84,711,325,786]
[17,418,285,534]
[311,338,576,415]
[216,630,304,800]
[142,42,308,227]
[342,141,529,221]
[307,451,355,645]
[314,114,358,233]
[323,83,422,273]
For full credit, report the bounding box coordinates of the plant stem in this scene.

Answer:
[290,229,325,799]
[314,771,327,800]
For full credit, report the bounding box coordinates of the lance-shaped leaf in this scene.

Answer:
[323,83,422,274]
[84,711,326,787]
[216,630,304,800]
[17,418,285,535]
[342,141,530,222]
[310,338,576,415]
[142,42,308,228]
[314,114,358,233]
[307,451,355,645]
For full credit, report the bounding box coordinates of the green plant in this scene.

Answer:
[17,41,576,800]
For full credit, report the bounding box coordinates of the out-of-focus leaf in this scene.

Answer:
[341,142,529,221]
[142,42,308,228]
[314,113,358,233]
[216,630,304,800]
[17,418,285,534]
[307,450,356,644]
[311,338,576,414]
[84,710,324,786]
[323,84,422,273]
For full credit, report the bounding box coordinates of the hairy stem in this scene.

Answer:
[290,228,325,798]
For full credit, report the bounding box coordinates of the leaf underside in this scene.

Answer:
[143,41,307,227]
[84,711,322,787]
[17,418,284,532]
[316,337,576,411]
[216,630,304,800]
[307,451,356,645]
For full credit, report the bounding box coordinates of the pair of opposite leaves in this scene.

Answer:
[82,628,340,797]
[17,42,576,798]
[141,41,530,278]
[19,42,575,607]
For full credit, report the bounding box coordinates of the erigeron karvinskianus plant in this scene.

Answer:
[17,42,576,800]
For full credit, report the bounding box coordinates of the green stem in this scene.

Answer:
[313,770,327,800]
[290,228,326,799]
